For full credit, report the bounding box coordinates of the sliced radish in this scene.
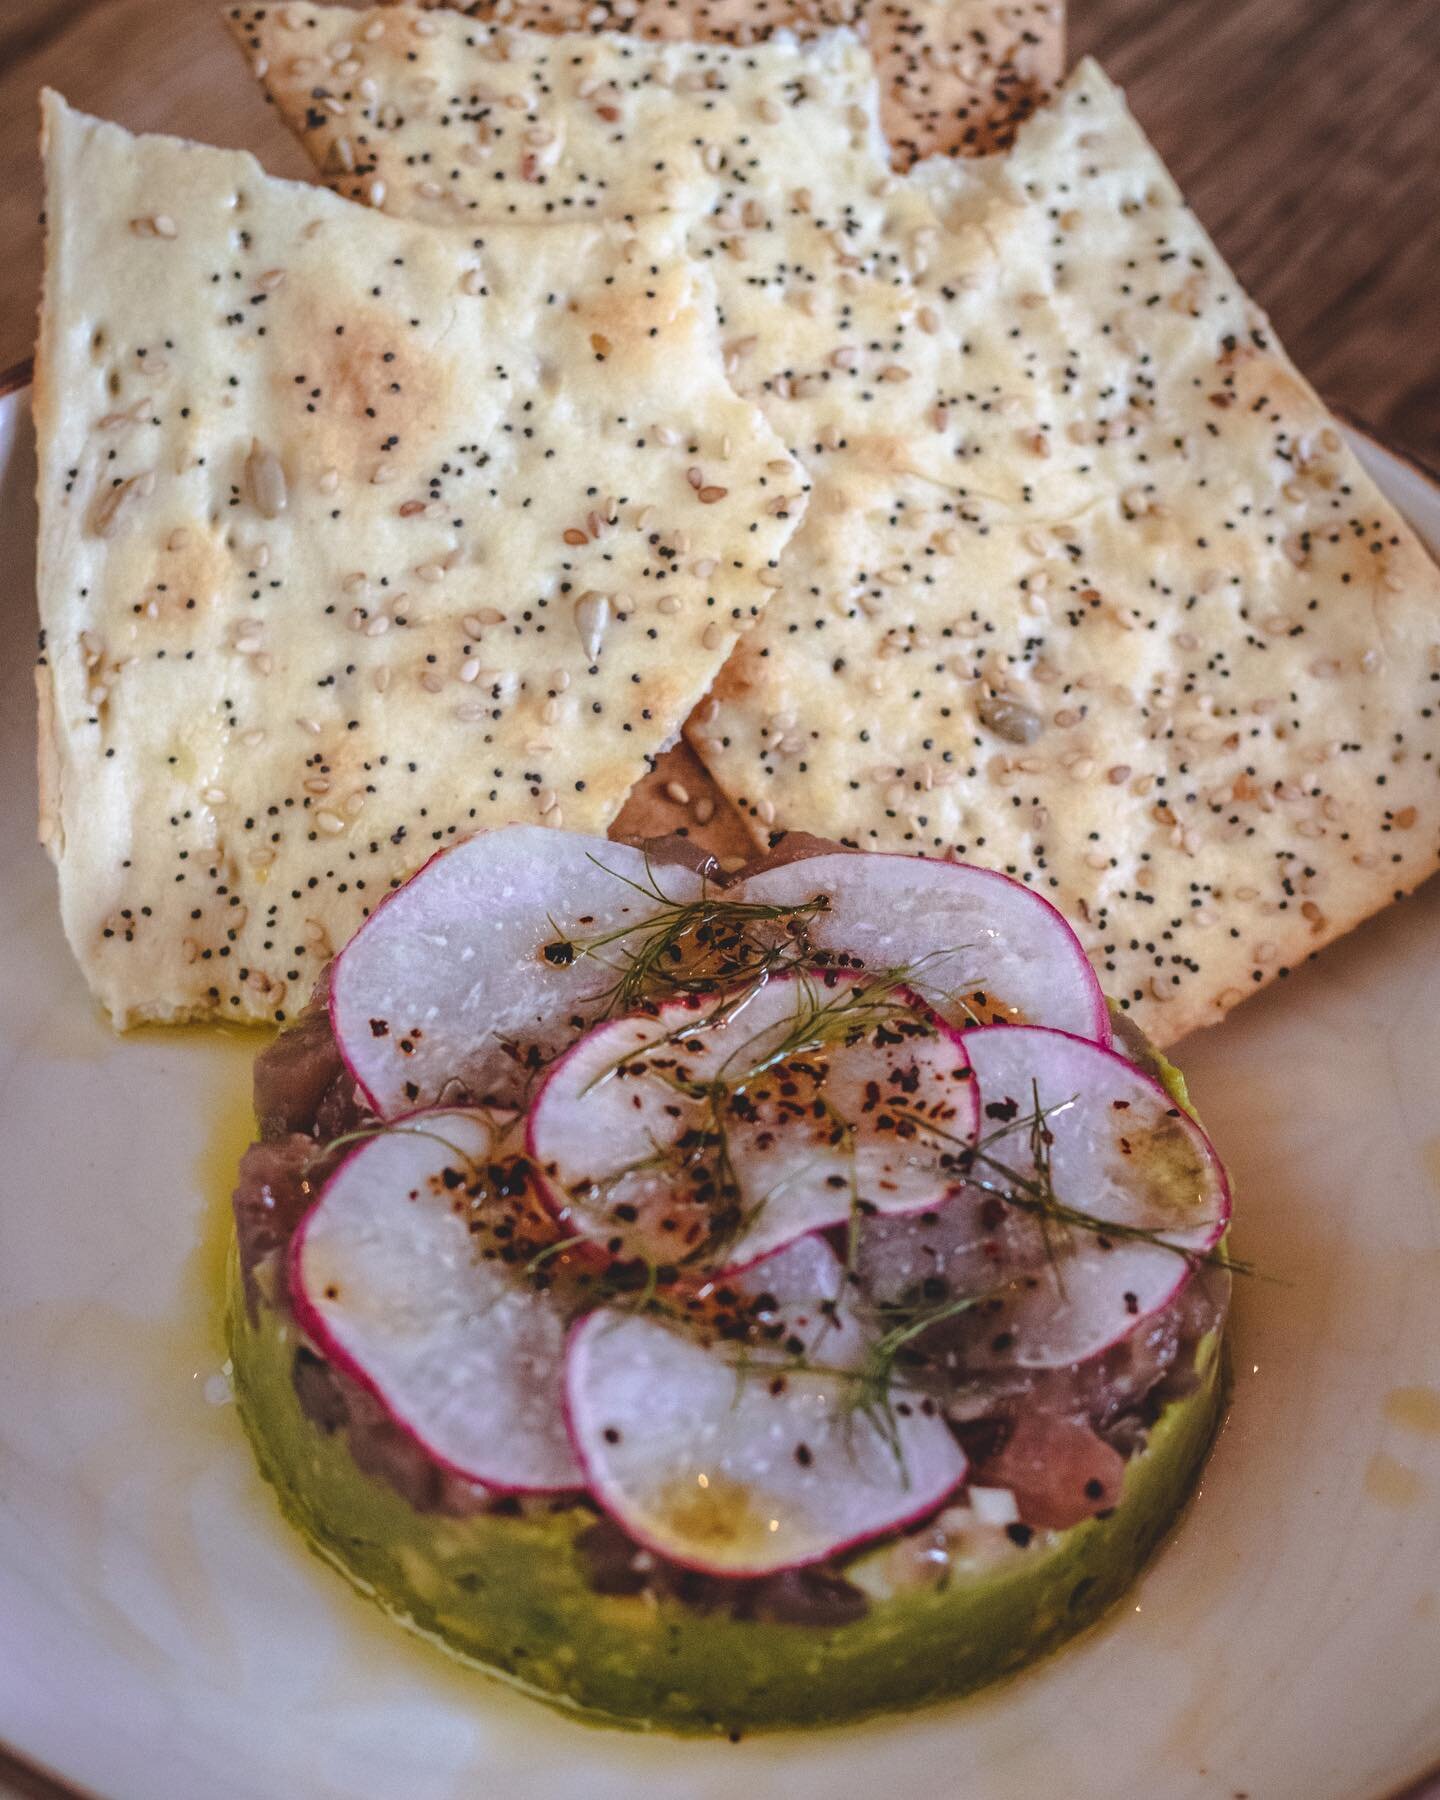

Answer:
[724,1231,867,1370]
[859,1025,1229,1370]
[735,851,1110,1045]
[528,970,978,1272]
[330,826,707,1117]
[290,1108,583,1493]
[856,1184,1045,1310]
[564,1300,965,1577]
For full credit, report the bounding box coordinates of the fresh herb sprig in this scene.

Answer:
[886,1094,1250,1279]
[318,1114,510,1178]
[852,1292,984,1432]
[714,969,937,1093]
[722,1286,987,1476]
[542,854,831,1017]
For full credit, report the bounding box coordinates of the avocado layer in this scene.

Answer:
[227,1244,1226,1735]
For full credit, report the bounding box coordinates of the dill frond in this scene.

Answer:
[542,853,831,1017]
[885,1094,1249,1279]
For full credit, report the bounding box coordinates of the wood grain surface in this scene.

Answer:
[2,0,1437,460]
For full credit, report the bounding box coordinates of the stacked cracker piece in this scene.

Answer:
[35,2,1052,1028]
[447,0,1062,163]
[240,0,1061,171]
[34,95,809,1026]
[35,2,1440,1046]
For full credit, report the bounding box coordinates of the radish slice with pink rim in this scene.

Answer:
[859,1025,1230,1370]
[735,852,1110,1045]
[723,1231,868,1370]
[527,969,979,1272]
[329,826,706,1117]
[290,1108,584,1493]
[855,1182,1045,1312]
[565,1240,966,1577]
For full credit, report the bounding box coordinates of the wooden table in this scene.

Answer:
[2,0,1437,463]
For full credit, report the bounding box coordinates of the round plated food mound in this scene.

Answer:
[228,827,1232,1734]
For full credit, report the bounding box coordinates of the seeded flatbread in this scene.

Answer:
[688,60,1440,1044]
[234,11,965,468]
[254,19,1440,1044]
[448,0,1058,163]
[231,11,967,857]
[453,0,1062,165]
[235,10,1044,464]
[35,92,804,1026]
[228,4,892,225]
[232,0,1060,173]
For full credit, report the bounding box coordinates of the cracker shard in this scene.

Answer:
[253,19,1440,1046]
[227,5,893,223]
[33,91,804,1027]
[226,0,1061,179]
[692,60,1440,1045]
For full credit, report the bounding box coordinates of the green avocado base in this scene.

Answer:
[227,1246,1227,1736]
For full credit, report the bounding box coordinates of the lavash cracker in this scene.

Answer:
[229,10,1034,469]
[228,8,937,856]
[231,12,972,503]
[227,5,892,226]
[689,59,1440,1044]
[232,0,1060,173]
[451,0,1061,164]
[251,21,1440,1042]
[35,92,804,1027]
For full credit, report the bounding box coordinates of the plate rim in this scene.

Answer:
[0,353,1436,1800]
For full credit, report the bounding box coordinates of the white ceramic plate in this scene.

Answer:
[2,369,1438,1800]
